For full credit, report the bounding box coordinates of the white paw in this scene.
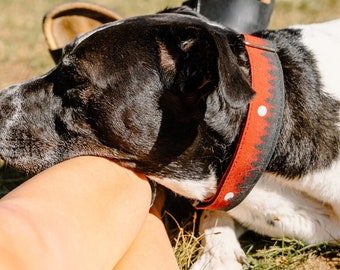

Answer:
[190,248,246,270]
[190,210,248,270]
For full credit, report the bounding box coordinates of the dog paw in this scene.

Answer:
[236,248,249,267]
[190,249,246,270]
[190,210,248,270]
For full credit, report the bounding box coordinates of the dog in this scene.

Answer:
[0,8,339,269]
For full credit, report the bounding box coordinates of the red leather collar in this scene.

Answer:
[195,34,285,210]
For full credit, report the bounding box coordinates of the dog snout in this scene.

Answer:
[0,77,62,173]
[0,77,56,130]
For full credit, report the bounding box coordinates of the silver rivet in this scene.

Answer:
[224,192,234,201]
[257,105,268,117]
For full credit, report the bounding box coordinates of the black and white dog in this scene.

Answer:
[0,8,339,269]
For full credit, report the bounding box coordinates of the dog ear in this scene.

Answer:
[158,27,254,109]
[158,31,219,98]
[211,29,255,108]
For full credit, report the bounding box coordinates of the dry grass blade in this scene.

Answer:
[166,211,204,270]
[241,234,340,270]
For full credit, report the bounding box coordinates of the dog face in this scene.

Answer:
[0,14,254,199]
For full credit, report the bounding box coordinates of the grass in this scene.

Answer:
[169,211,203,269]
[0,0,183,88]
[169,211,340,269]
[1,0,340,269]
[242,235,340,269]
[1,0,340,88]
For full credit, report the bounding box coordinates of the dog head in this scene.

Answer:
[0,13,254,199]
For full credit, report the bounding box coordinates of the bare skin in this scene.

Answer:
[0,156,179,270]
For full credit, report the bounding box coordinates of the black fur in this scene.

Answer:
[0,12,339,199]
[255,29,340,178]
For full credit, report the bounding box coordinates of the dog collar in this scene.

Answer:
[195,34,285,210]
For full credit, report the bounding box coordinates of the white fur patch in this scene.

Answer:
[290,19,340,101]
[149,173,217,201]
[290,158,340,204]
[229,169,340,243]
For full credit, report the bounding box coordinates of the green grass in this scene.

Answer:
[242,235,340,269]
[1,0,340,269]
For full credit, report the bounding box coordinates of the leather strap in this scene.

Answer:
[195,34,284,210]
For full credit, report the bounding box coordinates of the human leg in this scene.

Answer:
[0,156,153,270]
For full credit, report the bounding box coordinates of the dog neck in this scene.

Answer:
[196,34,285,210]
